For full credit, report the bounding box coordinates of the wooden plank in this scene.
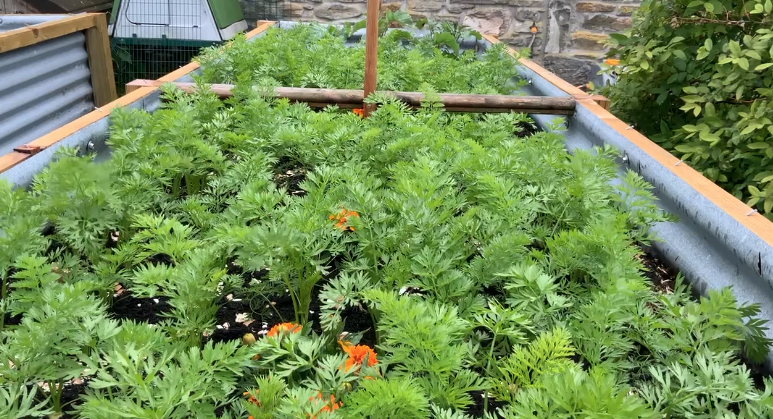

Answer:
[0,14,98,54]
[591,94,611,110]
[363,0,380,116]
[84,14,117,107]
[482,34,773,246]
[0,152,31,174]
[125,81,577,114]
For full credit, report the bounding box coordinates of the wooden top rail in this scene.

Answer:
[125,80,577,115]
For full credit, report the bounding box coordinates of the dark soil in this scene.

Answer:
[635,245,677,294]
[207,285,377,348]
[274,158,307,197]
[514,120,540,137]
[109,291,171,324]
[466,390,505,417]
[2,311,22,327]
[58,379,90,419]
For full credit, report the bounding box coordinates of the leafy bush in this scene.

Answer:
[603,0,773,217]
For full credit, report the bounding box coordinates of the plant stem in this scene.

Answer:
[254,293,284,322]
[0,272,7,333]
[484,332,498,415]
[549,202,570,238]
[283,275,300,324]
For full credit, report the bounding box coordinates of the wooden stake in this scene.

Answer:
[125,80,577,115]
[363,0,381,117]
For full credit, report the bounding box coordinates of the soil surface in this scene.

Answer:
[635,245,677,294]
[514,120,540,138]
[58,379,89,419]
[109,291,171,324]
[466,390,506,417]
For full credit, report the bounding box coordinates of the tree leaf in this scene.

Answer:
[705,102,716,116]
[746,50,762,60]
[699,130,719,142]
[729,41,742,56]
[705,38,714,51]
[433,32,460,56]
[755,63,773,71]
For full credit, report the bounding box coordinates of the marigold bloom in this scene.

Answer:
[338,340,377,372]
[329,207,359,232]
[352,108,364,117]
[604,58,620,66]
[243,390,260,406]
[308,392,341,416]
[266,322,302,338]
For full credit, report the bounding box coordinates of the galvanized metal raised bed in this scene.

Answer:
[3,20,773,367]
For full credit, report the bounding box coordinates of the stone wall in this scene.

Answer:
[273,0,637,85]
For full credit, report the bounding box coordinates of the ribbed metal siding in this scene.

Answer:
[0,30,95,157]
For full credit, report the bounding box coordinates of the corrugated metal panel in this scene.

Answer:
[0,28,95,156]
[0,14,72,32]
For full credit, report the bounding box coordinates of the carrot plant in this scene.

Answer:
[1,21,773,419]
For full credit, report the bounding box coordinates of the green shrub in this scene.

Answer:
[603,0,773,217]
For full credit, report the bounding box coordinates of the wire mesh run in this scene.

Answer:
[241,0,283,29]
[111,0,204,95]
[111,0,283,95]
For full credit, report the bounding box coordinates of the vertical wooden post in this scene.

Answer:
[84,14,117,106]
[363,0,380,117]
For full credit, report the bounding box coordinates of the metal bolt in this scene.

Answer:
[621,154,629,163]
[747,209,759,216]
[674,159,683,166]
[87,141,95,151]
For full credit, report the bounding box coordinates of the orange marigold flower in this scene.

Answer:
[307,392,342,417]
[352,108,364,117]
[243,391,260,406]
[267,322,302,338]
[338,340,378,373]
[604,58,620,66]
[330,208,359,232]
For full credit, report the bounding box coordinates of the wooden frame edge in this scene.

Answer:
[84,14,118,106]
[482,34,773,245]
[0,20,277,176]
[0,13,98,54]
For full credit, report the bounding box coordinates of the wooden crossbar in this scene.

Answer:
[125,80,577,115]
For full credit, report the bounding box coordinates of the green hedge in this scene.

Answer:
[603,0,773,218]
